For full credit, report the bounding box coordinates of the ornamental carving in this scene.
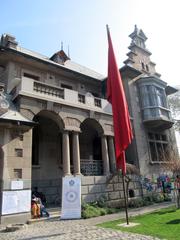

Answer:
[64,117,81,129]
[20,108,35,121]
[104,124,114,132]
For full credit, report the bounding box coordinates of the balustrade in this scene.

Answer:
[33,81,64,98]
[80,159,103,176]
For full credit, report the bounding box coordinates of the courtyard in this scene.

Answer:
[0,202,172,240]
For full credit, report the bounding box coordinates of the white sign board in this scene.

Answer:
[61,176,81,219]
[11,180,23,190]
[2,190,31,215]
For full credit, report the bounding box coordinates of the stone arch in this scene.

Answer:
[31,110,64,205]
[80,118,104,136]
[79,118,104,176]
[33,110,65,130]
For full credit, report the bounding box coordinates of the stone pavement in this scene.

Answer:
[0,202,172,240]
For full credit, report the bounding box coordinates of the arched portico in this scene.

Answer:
[32,110,64,206]
[80,118,114,176]
[31,111,117,204]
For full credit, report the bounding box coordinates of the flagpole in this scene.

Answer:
[122,171,129,225]
[106,25,132,225]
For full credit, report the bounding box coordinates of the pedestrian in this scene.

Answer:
[38,197,50,218]
[31,195,41,218]
[32,187,47,206]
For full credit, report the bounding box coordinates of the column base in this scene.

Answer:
[63,173,72,177]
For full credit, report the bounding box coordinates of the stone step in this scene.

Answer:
[27,207,61,224]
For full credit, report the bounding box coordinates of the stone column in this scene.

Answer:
[62,130,71,176]
[101,135,110,175]
[72,131,81,175]
[108,136,116,173]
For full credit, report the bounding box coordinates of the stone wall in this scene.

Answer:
[32,178,62,206]
[81,175,142,208]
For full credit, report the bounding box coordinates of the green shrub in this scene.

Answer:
[105,207,119,214]
[82,205,101,219]
[164,193,172,202]
[81,202,120,219]
[152,193,164,203]
[128,198,144,208]
[97,195,108,208]
[82,191,172,219]
[82,203,111,218]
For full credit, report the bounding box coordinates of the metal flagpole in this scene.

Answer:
[122,172,129,225]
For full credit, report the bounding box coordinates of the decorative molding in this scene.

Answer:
[64,117,81,131]
[104,123,114,136]
[20,108,35,121]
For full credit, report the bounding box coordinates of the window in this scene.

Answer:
[146,65,149,72]
[61,84,73,90]
[14,169,22,179]
[15,148,23,157]
[78,94,85,103]
[148,132,169,162]
[94,98,101,108]
[141,62,145,70]
[140,85,166,108]
[156,88,165,107]
[23,72,39,81]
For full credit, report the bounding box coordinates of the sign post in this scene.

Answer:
[61,176,81,219]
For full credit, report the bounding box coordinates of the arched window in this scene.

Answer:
[141,62,145,70]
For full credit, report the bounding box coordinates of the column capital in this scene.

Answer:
[62,129,69,134]
[72,130,81,134]
[63,127,81,132]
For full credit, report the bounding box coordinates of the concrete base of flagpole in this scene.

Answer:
[117,222,140,228]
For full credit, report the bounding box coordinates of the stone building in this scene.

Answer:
[0,26,178,224]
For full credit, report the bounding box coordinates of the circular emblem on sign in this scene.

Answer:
[69,180,75,186]
[65,191,77,202]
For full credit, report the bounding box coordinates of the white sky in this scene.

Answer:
[0,0,179,87]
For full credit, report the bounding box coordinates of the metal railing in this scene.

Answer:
[80,159,103,176]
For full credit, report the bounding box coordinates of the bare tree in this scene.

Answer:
[162,150,180,208]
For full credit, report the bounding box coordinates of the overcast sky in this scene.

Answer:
[0,0,179,86]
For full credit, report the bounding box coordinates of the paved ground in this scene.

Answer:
[0,202,172,240]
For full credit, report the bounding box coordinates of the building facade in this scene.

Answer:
[0,26,178,224]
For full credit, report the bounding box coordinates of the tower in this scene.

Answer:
[124,25,161,78]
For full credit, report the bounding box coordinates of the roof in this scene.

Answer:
[0,92,34,125]
[0,110,33,123]
[129,25,147,41]
[64,60,104,80]
[15,46,105,80]
[165,85,179,95]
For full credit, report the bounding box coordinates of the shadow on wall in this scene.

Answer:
[0,145,4,218]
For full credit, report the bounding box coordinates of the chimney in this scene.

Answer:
[1,34,18,49]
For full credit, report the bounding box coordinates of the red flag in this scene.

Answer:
[106,26,133,175]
